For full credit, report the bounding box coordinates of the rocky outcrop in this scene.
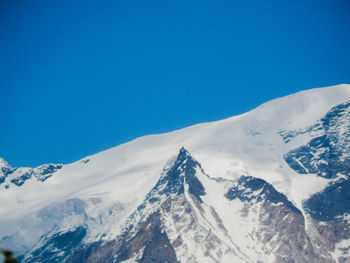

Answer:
[0,158,62,188]
[284,100,350,262]
[284,100,350,179]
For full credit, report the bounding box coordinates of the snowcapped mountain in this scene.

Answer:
[1,84,350,262]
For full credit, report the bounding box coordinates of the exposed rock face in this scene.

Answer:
[0,159,62,188]
[145,147,206,203]
[20,226,87,263]
[283,101,350,262]
[225,176,301,214]
[115,212,178,263]
[225,176,326,263]
[284,101,350,179]
[304,178,350,221]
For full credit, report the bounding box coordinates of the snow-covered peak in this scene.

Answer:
[152,147,205,201]
[0,157,9,168]
[178,146,191,160]
[1,84,350,240]
[1,84,350,262]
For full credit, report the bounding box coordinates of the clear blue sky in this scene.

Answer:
[1,0,350,167]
